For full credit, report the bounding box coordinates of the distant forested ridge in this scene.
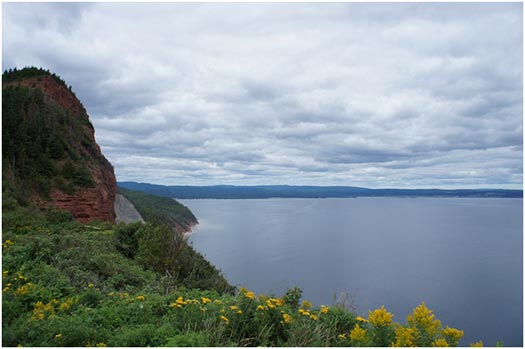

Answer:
[118,181,522,199]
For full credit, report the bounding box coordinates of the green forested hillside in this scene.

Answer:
[2,68,103,205]
[118,187,197,233]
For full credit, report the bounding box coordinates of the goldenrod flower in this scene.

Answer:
[301,300,313,309]
[135,295,145,301]
[96,342,107,347]
[201,297,212,304]
[470,340,483,347]
[236,310,243,315]
[310,314,319,321]
[220,315,229,323]
[443,326,464,346]
[320,305,329,314]
[368,305,393,326]
[282,313,294,324]
[338,334,347,340]
[298,308,310,316]
[407,302,441,338]
[268,298,284,307]
[256,305,266,311]
[432,338,450,347]
[244,291,256,299]
[356,316,368,322]
[265,299,276,309]
[230,305,239,311]
[394,326,415,347]
[350,323,367,342]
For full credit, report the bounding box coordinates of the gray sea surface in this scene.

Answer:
[181,197,523,346]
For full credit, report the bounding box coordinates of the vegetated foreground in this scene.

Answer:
[3,201,483,347]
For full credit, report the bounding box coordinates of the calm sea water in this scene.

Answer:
[181,197,523,346]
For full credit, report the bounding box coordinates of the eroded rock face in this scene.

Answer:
[45,164,117,223]
[6,73,117,223]
[114,193,145,224]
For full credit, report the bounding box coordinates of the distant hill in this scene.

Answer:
[118,181,522,199]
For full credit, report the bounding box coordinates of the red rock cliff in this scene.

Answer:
[5,74,117,223]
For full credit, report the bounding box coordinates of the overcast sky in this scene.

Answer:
[3,2,523,188]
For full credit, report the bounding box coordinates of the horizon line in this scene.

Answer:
[117,180,523,191]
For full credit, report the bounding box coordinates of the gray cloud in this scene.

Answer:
[2,2,522,188]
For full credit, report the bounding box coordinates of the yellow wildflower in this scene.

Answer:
[88,283,95,288]
[301,300,313,309]
[470,341,483,347]
[432,338,450,347]
[350,323,367,343]
[3,287,10,293]
[338,333,347,340]
[201,297,212,304]
[108,292,114,297]
[96,342,107,347]
[236,310,243,315]
[256,305,267,311]
[356,316,368,322]
[172,296,187,306]
[310,314,319,321]
[220,315,229,323]
[268,298,284,307]
[2,270,8,277]
[298,309,310,316]
[14,285,30,296]
[244,291,256,300]
[135,295,145,301]
[55,333,62,338]
[214,299,223,304]
[230,305,239,311]
[443,326,464,346]
[282,313,294,324]
[407,302,441,339]
[266,299,276,309]
[394,326,415,347]
[368,305,393,326]
[320,305,329,314]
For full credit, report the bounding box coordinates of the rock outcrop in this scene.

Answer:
[114,193,145,224]
[2,67,117,223]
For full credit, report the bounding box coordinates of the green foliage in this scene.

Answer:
[118,187,234,294]
[2,68,98,204]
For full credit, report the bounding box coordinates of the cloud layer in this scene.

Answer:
[3,3,522,188]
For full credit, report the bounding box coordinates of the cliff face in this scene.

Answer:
[114,193,145,224]
[2,67,117,223]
